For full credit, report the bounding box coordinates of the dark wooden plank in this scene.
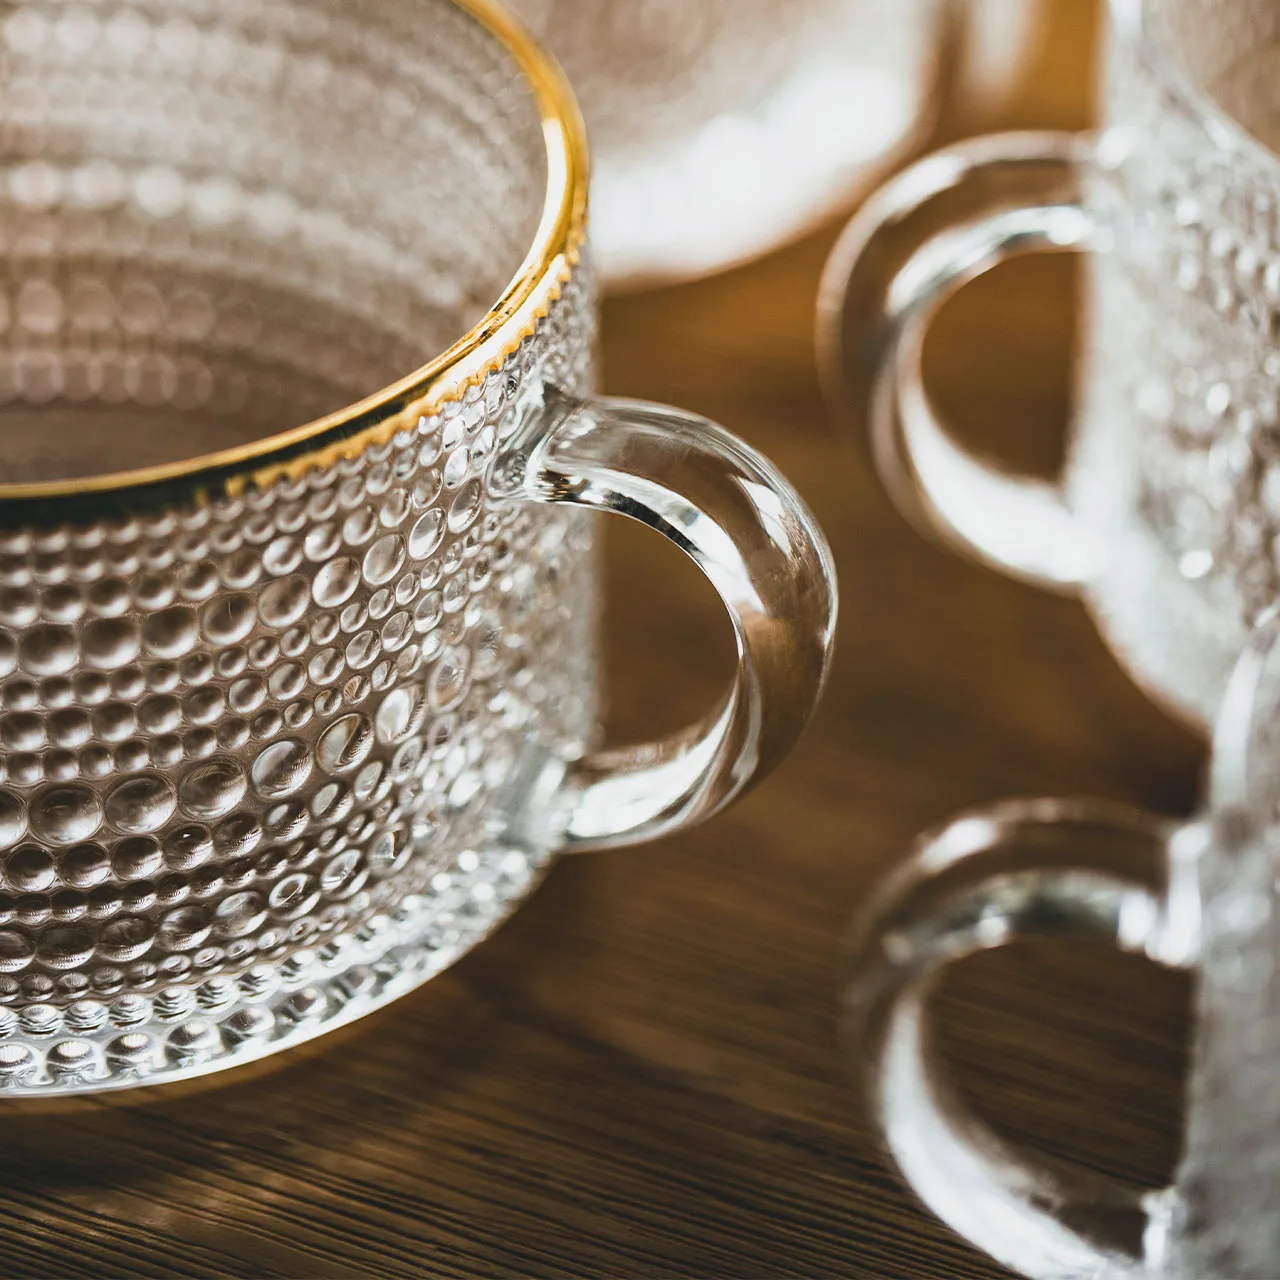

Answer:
[0,3,1200,1277]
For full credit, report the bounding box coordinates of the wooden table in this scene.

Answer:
[1,4,1204,1276]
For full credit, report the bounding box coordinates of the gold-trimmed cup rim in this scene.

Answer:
[0,0,589,524]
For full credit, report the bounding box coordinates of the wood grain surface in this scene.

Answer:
[0,3,1207,1277]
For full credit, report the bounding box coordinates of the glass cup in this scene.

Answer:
[508,0,1044,288]
[0,0,837,1095]
[845,611,1280,1280]
[821,0,1280,730]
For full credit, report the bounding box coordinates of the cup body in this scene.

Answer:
[513,0,950,286]
[1146,822,1280,1279]
[0,285,602,1093]
[0,0,603,1093]
[1063,0,1280,724]
[1148,607,1280,1277]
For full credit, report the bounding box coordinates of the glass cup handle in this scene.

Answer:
[819,131,1108,592]
[844,797,1205,1280]
[491,384,838,854]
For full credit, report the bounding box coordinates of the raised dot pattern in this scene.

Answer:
[1068,37,1280,720]
[0,233,598,1094]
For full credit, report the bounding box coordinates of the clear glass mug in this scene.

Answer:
[508,0,1045,288]
[846,611,1280,1280]
[0,0,837,1095]
[821,0,1280,729]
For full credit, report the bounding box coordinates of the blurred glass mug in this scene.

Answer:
[509,0,1045,287]
[0,0,837,1095]
[846,612,1280,1280]
[822,0,1280,729]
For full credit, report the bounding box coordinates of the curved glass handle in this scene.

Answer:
[818,131,1108,592]
[844,797,1204,1280]
[494,385,837,854]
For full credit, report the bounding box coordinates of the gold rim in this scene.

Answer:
[0,0,589,520]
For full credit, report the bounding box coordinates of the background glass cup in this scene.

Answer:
[509,0,1045,288]
[844,611,1280,1280]
[0,0,837,1095]
[821,0,1280,730]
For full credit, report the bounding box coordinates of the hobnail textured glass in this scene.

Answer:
[821,0,1280,728]
[0,0,594,1089]
[510,0,950,286]
[0,0,838,1093]
[842,613,1280,1280]
[1072,0,1280,727]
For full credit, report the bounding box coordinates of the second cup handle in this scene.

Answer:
[493,385,838,854]
[819,131,1107,592]
[844,797,1203,1280]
